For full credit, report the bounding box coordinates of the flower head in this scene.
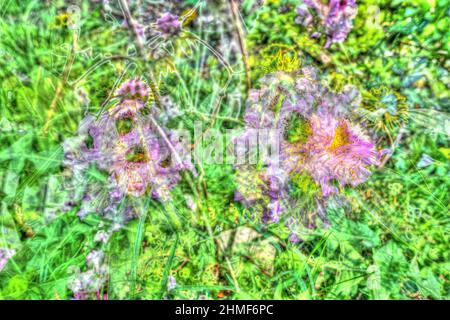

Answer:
[296,0,357,48]
[69,250,108,300]
[116,78,150,102]
[284,112,380,197]
[234,68,382,226]
[168,275,177,291]
[0,248,15,271]
[63,78,193,225]
[156,13,181,35]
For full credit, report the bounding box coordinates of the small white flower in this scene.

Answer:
[167,275,177,291]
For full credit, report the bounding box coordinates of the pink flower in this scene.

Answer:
[116,78,149,102]
[63,78,193,225]
[284,112,381,196]
[0,248,15,271]
[234,68,382,226]
[296,0,357,48]
[156,13,181,35]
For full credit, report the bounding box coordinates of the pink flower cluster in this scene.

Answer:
[296,0,357,48]
[63,78,193,222]
[235,68,383,225]
[283,112,380,197]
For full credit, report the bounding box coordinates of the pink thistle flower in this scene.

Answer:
[234,68,382,227]
[63,78,193,225]
[116,78,150,102]
[112,99,145,120]
[156,13,181,35]
[284,113,381,197]
[111,132,165,198]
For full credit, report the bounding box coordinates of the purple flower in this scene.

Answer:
[69,250,108,300]
[94,231,110,244]
[116,78,150,102]
[296,0,357,48]
[284,113,380,196]
[288,233,301,244]
[86,250,105,271]
[134,23,146,41]
[234,68,381,226]
[185,195,197,211]
[0,248,15,271]
[263,200,283,223]
[63,78,194,226]
[295,4,313,27]
[156,13,181,35]
[167,275,177,291]
[417,154,434,168]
